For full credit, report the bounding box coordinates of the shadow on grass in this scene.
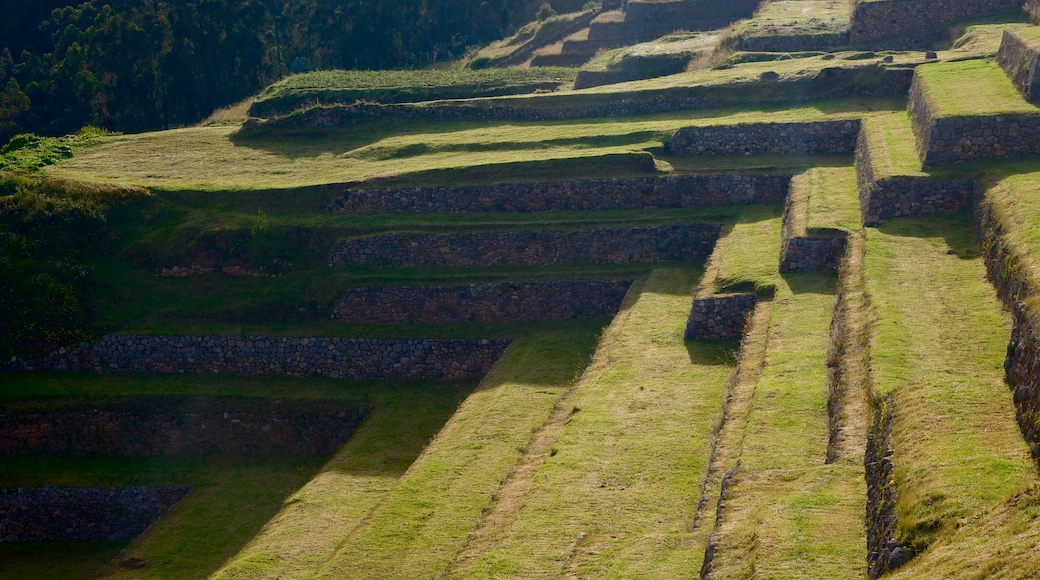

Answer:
[686,339,739,366]
[781,271,839,295]
[874,212,982,260]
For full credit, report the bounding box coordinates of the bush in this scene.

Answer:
[536,2,558,20]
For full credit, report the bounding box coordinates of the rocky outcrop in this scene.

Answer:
[332,279,631,324]
[328,225,722,269]
[667,120,861,156]
[15,336,509,382]
[327,175,791,214]
[0,397,369,457]
[0,487,191,542]
[684,294,758,340]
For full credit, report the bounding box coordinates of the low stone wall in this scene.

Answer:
[738,33,850,53]
[16,336,509,382]
[0,397,369,456]
[865,399,906,578]
[1004,302,1040,467]
[0,487,191,542]
[684,293,758,340]
[243,67,912,131]
[855,130,975,225]
[998,29,1040,102]
[328,225,721,269]
[332,279,632,324]
[780,236,849,272]
[977,190,1034,306]
[667,120,861,156]
[909,74,1040,168]
[624,0,759,21]
[849,0,1023,44]
[326,175,791,214]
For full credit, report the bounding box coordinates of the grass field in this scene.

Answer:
[709,272,866,579]
[442,267,733,578]
[733,0,854,39]
[913,59,1040,118]
[46,101,890,191]
[0,374,474,579]
[864,214,1035,557]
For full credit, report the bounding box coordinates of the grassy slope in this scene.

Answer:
[983,169,1040,300]
[442,266,731,579]
[733,0,854,39]
[0,375,471,580]
[914,59,1040,118]
[309,328,600,578]
[46,102,887,191]
[711,273,866,579]
[865,214,1035,556]
[794,164,861,235]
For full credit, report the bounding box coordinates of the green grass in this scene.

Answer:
[469,12,587,65]
[913,59,1040,118]
[980,167,1040,301]
[701,204,785,296]
[47,102,891,192]
[250,67,578,116]
[860,111,926,177]
[791,164,861,235]
[442,267,734,578]
[581,32,720,73]
[297,327,600,579]
[864,214,1035,556]
[0,374,474,579]
[710,273,866,578]
[733,0,854,39]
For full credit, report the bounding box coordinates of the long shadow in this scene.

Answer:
[782,271,839,295]
[873,212,982,260]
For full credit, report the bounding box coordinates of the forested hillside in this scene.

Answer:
[0,0,581,139]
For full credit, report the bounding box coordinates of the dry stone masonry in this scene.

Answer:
[332,279,632,324]
[684,293,758,340]
[326,175,791,214]
[0,397,369,457]
[0,487,191,542]
[17,335,509,382]
[998,29,1040,102]
[849,0,1023,44]
[328,225,722,269]
[909,74,1040,168]
[1004,302,1040,465]
[780,236,848,272]
[855,131,975,225]
[667,120,861,156]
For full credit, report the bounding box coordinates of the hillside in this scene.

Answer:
[6,1,1040,579]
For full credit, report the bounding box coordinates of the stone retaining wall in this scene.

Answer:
[849,0,1023,44]
[909,74,1040,168]
[0,487,191,542]
[780,236,849,272]
[997,29,1040,102]
[15,336,509,382]
[865,399,905,577]
[667,120,861,156]
[328,225,721,269]
[684,293,758,340]
[244,67,911,131]
[326,175,791,214]
[855,130,975,225]
[0,397,369,457]
[1003,302,1040,467]
[332,279,631,324]
[738,33,850,53]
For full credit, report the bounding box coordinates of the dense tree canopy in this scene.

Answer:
[0,0,559,139]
